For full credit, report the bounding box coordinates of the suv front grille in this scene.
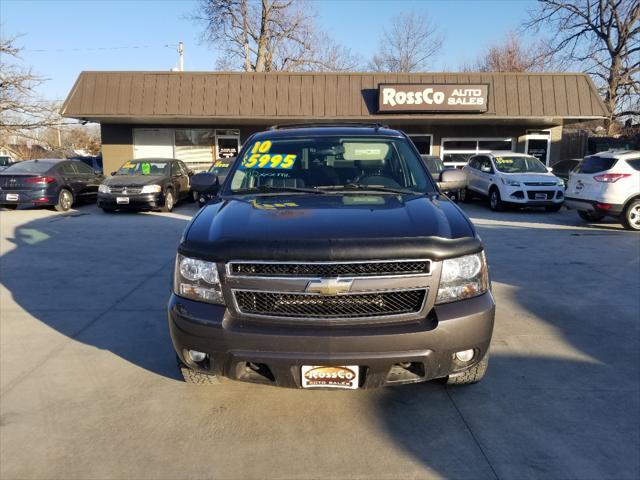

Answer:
[228,261,430,277]
[234,289,427,319]
[524,182,556,186]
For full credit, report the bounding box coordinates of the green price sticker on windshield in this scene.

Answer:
[141,162,151,175]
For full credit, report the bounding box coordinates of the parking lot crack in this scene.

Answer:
[445,387,500,480]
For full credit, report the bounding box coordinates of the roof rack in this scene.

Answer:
[268,122,390,131]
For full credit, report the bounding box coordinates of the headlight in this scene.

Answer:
[557,178,565,187]
[436,252,489,304]
[174,254,224,305]
[98,184,110,194]
[501,178,520,187]
[140,184,162,194]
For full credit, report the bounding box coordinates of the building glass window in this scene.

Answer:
[408,134,433,157]
[174,129,216,171]
[441,138,514,168]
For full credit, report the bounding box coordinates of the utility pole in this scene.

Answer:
[178,42,184,71]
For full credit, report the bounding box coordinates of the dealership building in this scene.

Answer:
[61,71,607,175]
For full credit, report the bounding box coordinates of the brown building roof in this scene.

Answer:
[61,71,608,125]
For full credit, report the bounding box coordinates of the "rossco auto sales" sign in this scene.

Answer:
[378,84,489,113]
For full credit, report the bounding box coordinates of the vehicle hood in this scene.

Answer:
[502,172,559,184]
[103,175,164,187]
[181,194,482,262]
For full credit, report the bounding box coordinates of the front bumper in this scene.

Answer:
[168,292,496,388]
[565,197,624,215]
[502,186,564,206]
[97,192,163,210]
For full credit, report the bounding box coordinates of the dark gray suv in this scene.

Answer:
[168,125,495,389]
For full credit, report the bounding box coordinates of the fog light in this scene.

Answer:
[455,349,474,363]
[188,350,207,363]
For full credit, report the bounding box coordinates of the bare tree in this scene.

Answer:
[0,35,59,141]
[194,0,359,71]
[526,0,640,131]
[468,31,558,72]
[367,10,443,72]
[36,124,101,156]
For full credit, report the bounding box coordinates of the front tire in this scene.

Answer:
[622,199,640,231]
[446,353,489,385]
[578,210,605,222]
[161,190,175,213]
[489,188,503,211]
[54,189,73,212]
[460,188,472,203]
[189,190,198,203]
[177,355,220,384]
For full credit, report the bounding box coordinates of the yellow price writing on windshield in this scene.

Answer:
[242,153,297,169]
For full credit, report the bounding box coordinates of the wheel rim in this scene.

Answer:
[166,193,173,210]
[490,191,498,209]
[629,204,640,229]
[60,191,71,210]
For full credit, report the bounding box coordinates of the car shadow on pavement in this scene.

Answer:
[1,204,197,383]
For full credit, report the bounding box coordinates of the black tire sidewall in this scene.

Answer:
[163,190,174,212]
[489,188,502,211]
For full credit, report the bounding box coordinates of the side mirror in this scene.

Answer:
[190,172,220,195]
[110,171,117,176]
[437,169,467,192]
[188,170,194,177]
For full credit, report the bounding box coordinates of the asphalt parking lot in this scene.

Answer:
[1,200,639,480]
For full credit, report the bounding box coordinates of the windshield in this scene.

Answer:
[209,159,235,176]
[2,161,53,174]
[493,155,548,174]
[116,161,169,176]
[228,136,433,194]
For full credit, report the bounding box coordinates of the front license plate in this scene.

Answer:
[301,365,359,389]
[5,193,19,201]
[535,193,547,200]
[116,196,130,204]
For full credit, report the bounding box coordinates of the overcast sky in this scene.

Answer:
[1,0,538,102]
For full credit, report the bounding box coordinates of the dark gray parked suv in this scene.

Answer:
[168,124,495,389]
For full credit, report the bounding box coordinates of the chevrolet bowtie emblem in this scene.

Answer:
[305,278,354,296]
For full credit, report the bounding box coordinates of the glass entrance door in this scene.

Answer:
[525,131,551,165]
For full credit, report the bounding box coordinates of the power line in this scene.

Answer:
[24,44,177,53]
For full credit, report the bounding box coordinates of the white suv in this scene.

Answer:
[565,150,640,231]
[461,152,564,211]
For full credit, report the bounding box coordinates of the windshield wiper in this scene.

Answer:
[232,185,328,195]
[317,183,421,195]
